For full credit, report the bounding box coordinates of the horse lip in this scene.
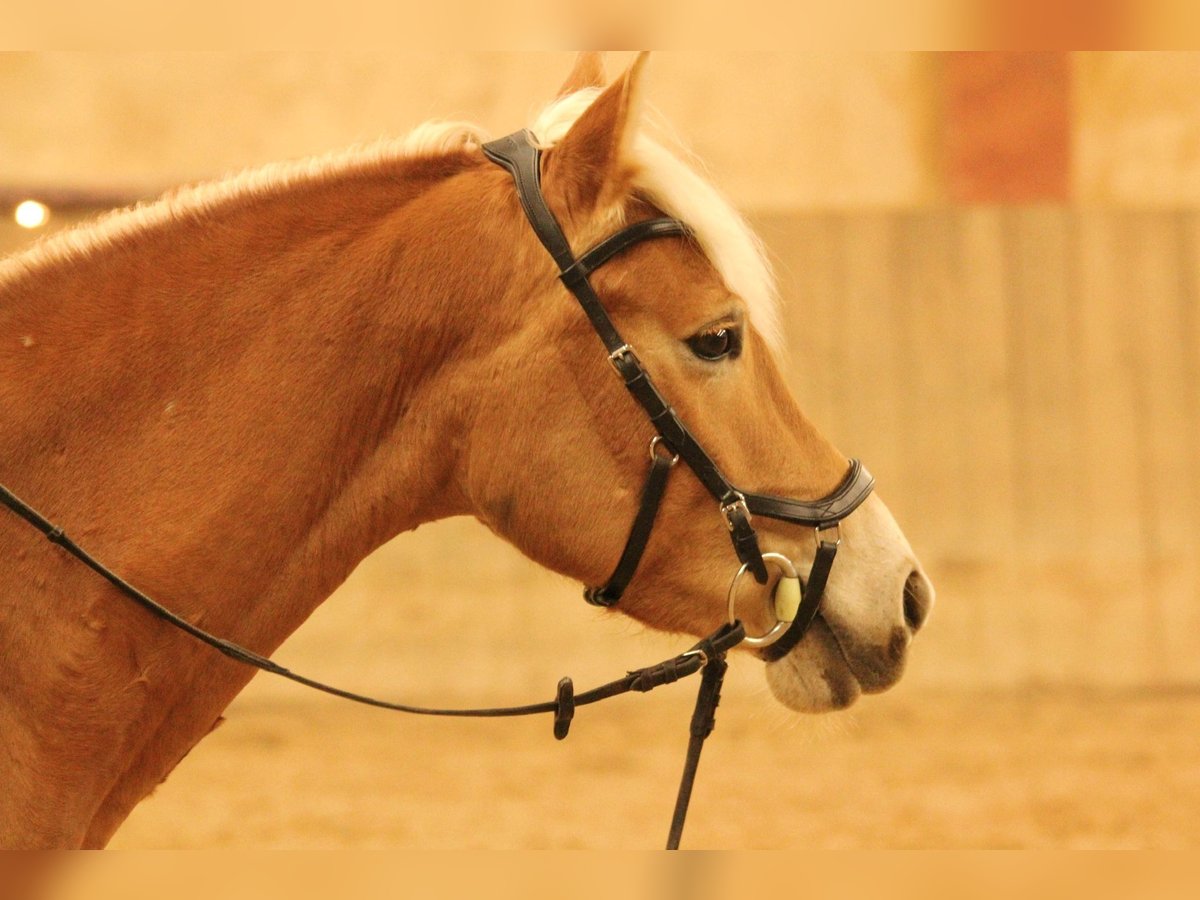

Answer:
[820,610,909,693]
[754,608,853,672]
[751,565,857,680]
[766,612,862,710]
[815,611,854,669]
[765,608,857,679]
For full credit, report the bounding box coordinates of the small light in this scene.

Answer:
[15,200,50,229]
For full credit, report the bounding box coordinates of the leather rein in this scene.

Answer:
[0,130,874,849]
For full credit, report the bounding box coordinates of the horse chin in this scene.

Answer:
[763,615,862,713]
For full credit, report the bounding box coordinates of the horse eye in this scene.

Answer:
[686,327,740,361]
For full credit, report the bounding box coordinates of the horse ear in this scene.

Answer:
[543,51,650,218]
[556,52,607,97]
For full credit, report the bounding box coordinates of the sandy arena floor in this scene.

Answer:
[109,685,1200,849]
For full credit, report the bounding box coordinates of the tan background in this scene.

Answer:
[8,52,1200,206]
[1,52,1197,847]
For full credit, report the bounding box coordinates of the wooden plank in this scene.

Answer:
[888,209,1004,685]
[1075,213,1151,567]
[1117,213,1190,682]
[949,210,1020,559]
[757,213,844,436]
[951,209,1021,680]
[1120,213,1198,559]
[834,214,906,485]
[1166,212,1200,682]
[1072,212,1157,683]
[1003,208,1086,555]
[892,212,968,561]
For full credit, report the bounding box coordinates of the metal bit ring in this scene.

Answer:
[726,552,800,648]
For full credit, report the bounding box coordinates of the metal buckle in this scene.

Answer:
[649,436,680,466]
[815,522,841,547]
[608,344,635,372]
[720,493,750,532]
[680,647,709,669]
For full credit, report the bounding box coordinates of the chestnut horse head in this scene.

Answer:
[463,53,934,711]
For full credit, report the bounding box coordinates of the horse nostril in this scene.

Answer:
[903,569,933,632]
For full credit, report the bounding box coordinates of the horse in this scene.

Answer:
[0,52,934,848]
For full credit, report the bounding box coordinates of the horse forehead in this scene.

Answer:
[590,230,733,317]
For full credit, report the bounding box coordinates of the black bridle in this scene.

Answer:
[482,131,874,660]
[0,129,874,849]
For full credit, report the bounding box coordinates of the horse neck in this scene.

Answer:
[3,154,525,716]
[2,153,549,845]
[3,155,505,592]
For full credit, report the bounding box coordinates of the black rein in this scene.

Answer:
[0,480,743,849]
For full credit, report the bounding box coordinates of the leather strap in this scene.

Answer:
[563,218,692,286]
[481,131,576,270]
[608,348,760,522]
[722,501,769,584]
[0,480,747,728]
[760,539,839,661]
[666,650,728,849]
[744,459,875,527]
[584,448,675,607]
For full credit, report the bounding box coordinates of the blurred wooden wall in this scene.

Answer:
[766,208,1200,688]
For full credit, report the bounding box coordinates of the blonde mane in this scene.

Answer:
[2,90,779,345]
[0,123,488,288]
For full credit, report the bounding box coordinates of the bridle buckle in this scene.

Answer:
[720,493,751,531]
[608,343,637,372]
[680,647,709,669]
[815,522,841,547]
[649,436,680,466]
